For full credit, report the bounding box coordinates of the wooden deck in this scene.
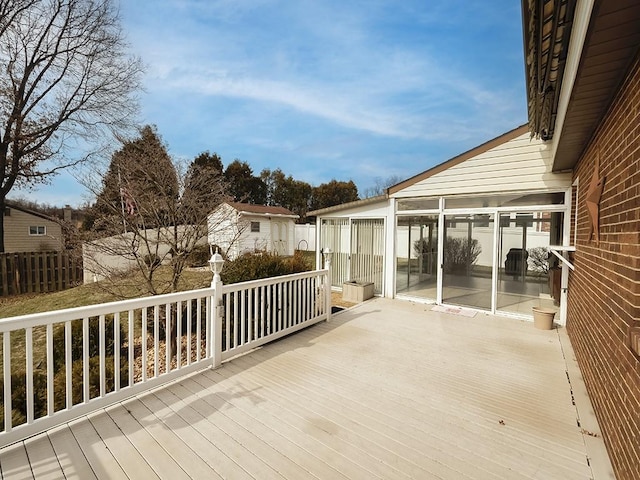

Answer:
[0,298,613,479]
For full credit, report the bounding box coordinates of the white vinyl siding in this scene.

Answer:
[393,133,572,198]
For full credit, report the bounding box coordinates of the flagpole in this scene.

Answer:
[118,166,127,233]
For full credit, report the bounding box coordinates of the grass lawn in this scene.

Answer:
[0,267,212,319]
[0,251,321,319]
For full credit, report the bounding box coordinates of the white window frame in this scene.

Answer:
[29,225,46,236]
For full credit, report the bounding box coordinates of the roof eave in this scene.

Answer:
[523,0,640,171]
[307,194,387,217]
[237,211,299,219]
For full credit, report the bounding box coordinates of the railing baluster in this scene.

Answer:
[177,301,182,369]
[196,298,202,362]
[277,283,282,332]
[224,293,232,351]
[114,312,120,393]
[165,303,171,374]
[154,305,159,378]
[82,318,89,403]
[26,328,33,424]
[261,285,266,338]
[65,320,72,409]
[288,281,292,328]
[99,315,105,398]
[186,300,192,365]
[128,309,134,387]
[4,332,12,432]
[233,291,238,348]
[46,323,53,416]
[303,278,307,322]
[267,285,272,336]
[239,291,244,346]
[142,307,148,382]
[248,288,253,342]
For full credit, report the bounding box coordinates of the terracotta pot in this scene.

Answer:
[532,307,555,330]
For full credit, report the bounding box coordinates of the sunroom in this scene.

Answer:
[312,125,574,323]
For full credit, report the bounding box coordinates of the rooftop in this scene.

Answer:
[0,298,612,479]
[226,202,298,218]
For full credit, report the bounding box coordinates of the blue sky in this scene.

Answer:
[14,0,527,207]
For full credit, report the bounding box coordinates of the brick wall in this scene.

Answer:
[567,53,640,480]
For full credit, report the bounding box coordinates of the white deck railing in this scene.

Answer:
[0,269,331,446]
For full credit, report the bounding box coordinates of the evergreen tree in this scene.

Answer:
[91,125,178,231]
[224,160,266,204]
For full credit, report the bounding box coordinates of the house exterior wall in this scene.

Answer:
[4,208,62,252]
[567,54,640,480]
[393,133,572,198]
[208,204,242,258]
[208,205,296,259]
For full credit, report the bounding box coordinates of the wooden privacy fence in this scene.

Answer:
[0,251,83,297]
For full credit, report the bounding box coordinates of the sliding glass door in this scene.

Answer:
[496,212,563,315]
[395,216,438,300]
[442,214,494,310]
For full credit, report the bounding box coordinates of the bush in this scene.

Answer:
[443,237,482,273]
[0,355,128,429]
[52,356,128,410]
[221,251,311,284]
[143,253,161,269]
[186,244,211,267]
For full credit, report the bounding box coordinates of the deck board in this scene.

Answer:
[47,425,97,480]
[67,417,127,480]
[0,443,32,480]
[22,434,60,480]
[0,298,613,479]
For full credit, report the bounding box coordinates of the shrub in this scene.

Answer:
[52,356,128,411]
[221,251,311,284]
[186,244,211,267]
[443,237,482,273]
[143,253,161,269]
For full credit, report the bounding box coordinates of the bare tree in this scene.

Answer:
[83,127,235,296]
[361,175,403,198]
[0,0,143,251]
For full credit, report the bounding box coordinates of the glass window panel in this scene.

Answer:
[442,214,494,310]
[396,216,439,300]
[397,198,440,211]
[496,212,563,316]
[444,192,564,209]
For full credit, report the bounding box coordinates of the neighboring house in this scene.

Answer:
[311,2,640,477]
[3,202,64,252]
[208,202,298,260]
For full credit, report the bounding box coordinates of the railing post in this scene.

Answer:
[209,250,225,368]
[323,248,332,322]
[212,277,223,368]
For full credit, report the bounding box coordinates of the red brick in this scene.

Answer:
[568,53,640,480]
